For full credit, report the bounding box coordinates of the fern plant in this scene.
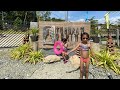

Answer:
[10,43,32,60]
[24,49,45,64]
[91,50,120,74]
[10,43,45,64]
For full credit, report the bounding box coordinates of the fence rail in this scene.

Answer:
[0,20,30,48]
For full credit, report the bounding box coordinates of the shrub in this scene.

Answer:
[24,49,45,64]
[10,43,32,60]
[10,43,45,64]
[91,50,120,74]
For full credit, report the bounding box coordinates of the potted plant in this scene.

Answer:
[30,28,39,42]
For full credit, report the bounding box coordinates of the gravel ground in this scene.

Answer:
[0,48,120,79]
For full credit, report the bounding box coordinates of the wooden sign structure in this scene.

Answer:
[106,35,115,54]
[105,12,115,54]
[38,21,90,49]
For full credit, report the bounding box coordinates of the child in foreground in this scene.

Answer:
[61,38,69,64]
[67,32,96,79]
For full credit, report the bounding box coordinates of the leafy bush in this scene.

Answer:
[10,43,45,64]
[10,43,32,60]
[91,50,120,74]
[24,49,45,64]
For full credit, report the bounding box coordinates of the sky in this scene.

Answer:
[50,11,120,24]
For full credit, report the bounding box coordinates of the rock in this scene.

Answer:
[88,74,94,79]
[115,59,120,66]
[91,43,100,53]
[69,55,80,69]
[43,55,61,63]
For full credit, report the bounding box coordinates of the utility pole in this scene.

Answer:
[65,11,68,22]
[117,29,119,46]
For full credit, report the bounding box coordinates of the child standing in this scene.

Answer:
[67,32,96,79]
[61,38,69,64]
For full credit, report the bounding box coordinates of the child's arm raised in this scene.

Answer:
[67,43,80,55]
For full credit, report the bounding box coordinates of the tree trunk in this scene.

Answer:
[23,11,27,26]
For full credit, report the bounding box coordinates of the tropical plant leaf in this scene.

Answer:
[91,49,120,74]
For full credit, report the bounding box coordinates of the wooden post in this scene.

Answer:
[33,41,38,51]
[107,34,114,55]
[117,29,119,46]
[39,21,44,49]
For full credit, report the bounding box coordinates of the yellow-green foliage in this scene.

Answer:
[91,50,120,74]
[30,28,39,36]
[24,49,45,64]
[114,51,120,60]
[10,43,32,60]
[10,43,45,64]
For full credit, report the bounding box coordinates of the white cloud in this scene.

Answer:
[97,18,105,24]
[77,19,85,22]
[58,11,65,14]
[110,16,120,24]
[51,11,120,25]
[50,11,65,19]
[68,16,71,19]
[97,16,120,24]
[68,16,120,24]
[70,19,85,22]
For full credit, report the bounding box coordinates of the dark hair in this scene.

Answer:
[62,38,67,43]
[81,32,89,40]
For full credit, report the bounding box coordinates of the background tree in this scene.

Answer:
[37,11,51,21]
[88,16,99,36]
